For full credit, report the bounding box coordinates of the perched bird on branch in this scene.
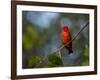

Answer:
[61,25,73,54]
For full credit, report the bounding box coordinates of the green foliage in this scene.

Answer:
[27,55,41,68]
[81,48,89,66]
[22,34,33,49]
[47,53,63,67]
[84,48,89,57]
[22,24,44,50]
[81,59,89,66]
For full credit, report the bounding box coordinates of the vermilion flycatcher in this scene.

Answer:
[61,25,73,54]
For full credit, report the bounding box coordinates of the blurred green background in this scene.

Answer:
[22,11,89,68]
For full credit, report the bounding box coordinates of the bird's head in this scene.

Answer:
[63,25,69,32]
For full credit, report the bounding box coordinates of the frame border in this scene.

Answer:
[11,1,97,80]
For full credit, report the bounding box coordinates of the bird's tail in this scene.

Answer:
[65,46,73,54]
[68,48,73,54]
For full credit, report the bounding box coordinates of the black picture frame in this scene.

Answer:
[11,0,97,80]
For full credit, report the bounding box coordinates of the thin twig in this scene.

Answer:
[36,21,89,67]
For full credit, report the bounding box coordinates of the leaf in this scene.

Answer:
[48,53,63,66]
[27,55,41,68]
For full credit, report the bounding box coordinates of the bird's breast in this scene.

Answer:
[61,31,71,44]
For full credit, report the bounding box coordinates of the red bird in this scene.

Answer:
[61,25,73,54]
